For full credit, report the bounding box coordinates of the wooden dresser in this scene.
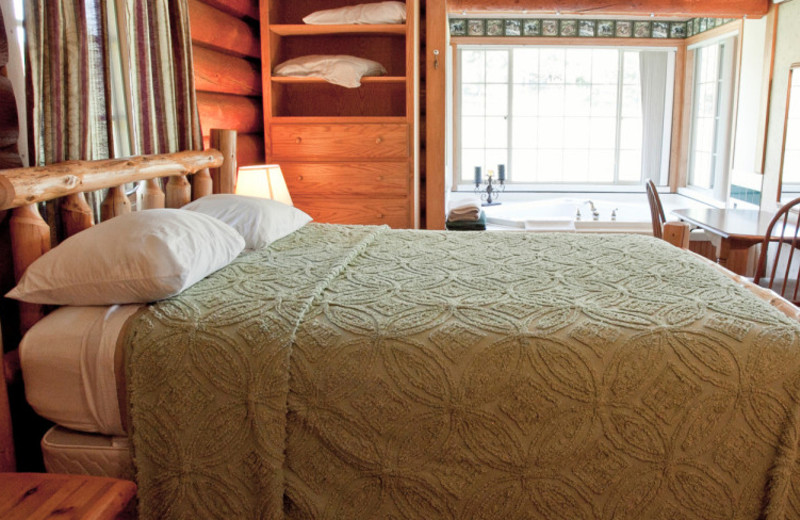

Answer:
[260,0,419,228]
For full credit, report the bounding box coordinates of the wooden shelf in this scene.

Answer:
[262,0,419,228]
[270,116,408,123]
[269,24,406,36]
[271,76,406,84]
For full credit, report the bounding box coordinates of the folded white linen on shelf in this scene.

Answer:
[447,195,482,222]
[303,1,407,25]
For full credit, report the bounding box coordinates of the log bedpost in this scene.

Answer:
[100,186,132,221]
[9,204,50,334]
[192,169,213,200]
[61,193,94,237]
[210,129,237,194]
[141,179,166,210]
[0,325,14,472]
[166,175,192,208]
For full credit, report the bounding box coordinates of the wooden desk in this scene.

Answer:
[671,208,776,275]
[0,473,136,520]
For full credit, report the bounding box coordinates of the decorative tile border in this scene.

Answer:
[449,16,736,39]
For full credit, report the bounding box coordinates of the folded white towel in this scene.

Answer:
[447,195,482,222]
[523,218,576,231]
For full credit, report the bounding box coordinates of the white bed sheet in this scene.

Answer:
[19,304,141,436]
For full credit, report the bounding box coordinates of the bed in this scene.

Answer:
[3,151,800,519]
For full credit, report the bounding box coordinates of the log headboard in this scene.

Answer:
[0,134,238,472]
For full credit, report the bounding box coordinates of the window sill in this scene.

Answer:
[455,183,650,193]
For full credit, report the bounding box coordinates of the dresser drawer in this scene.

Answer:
[282,162,409,198]
[271,124,409,160]
[294,198,410,228]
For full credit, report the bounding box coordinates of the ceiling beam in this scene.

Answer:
[446,0,768,18]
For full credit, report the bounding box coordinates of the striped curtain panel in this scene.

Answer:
[114,0,204,156]
[25,0,203,226]
[25,0,111,165]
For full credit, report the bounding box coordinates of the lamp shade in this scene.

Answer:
[235,165,293,206]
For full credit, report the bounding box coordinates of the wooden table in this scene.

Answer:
[0,473,136,520]
[671,208,777,275]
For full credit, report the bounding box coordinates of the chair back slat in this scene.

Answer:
[646,180,666,239]
[755,196,800,306]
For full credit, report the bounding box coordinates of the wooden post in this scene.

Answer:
[0,321,14,473]
[9,205,50,334]
[426,1,447,230]
[210,129,237,194]
[60,193,94,237]
[192,169,213,200]
[141,179,165,210]
[663,221,691,249]
[166,175,192,208]
[100,186,132,221]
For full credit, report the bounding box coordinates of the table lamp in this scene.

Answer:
[235,164,293,206]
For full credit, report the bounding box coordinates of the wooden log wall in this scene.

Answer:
[189,0,264,168]
[419,2,427,228]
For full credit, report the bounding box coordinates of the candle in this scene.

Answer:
[498,164,505,181]
[474,166,482,185]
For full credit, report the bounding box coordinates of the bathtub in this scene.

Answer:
[483,197,653,234]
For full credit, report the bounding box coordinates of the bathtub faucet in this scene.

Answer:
[584,200,600,220]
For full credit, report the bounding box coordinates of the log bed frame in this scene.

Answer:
[0,139,795,481]
[0,130,239,473]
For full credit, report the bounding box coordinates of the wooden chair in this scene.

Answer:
[754,196,800,305]
[646,179,666,239]
[645,180,691,248]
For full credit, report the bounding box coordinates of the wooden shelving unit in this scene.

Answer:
[261,0,419,228]
[269,24,406,36]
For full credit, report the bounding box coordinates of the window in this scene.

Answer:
[687,35,737,200]
[456,45,674,187]
[780,66,800,197]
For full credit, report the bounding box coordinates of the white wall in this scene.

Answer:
[731,16,767,189]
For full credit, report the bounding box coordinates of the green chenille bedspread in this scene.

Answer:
[124,224,800,519]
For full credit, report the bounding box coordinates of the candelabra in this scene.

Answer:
[474,165,506,206]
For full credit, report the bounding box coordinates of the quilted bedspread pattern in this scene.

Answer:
[125,224,800,519]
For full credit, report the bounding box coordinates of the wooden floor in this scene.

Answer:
[0,473,136,520]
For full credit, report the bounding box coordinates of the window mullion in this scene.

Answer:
[507,48,514,183]
[614,50,624,184]
[710,42,724,190]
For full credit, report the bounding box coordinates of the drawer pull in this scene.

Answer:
[377,213,384,219]
[375,137,383,144]
[297,176,303,181]
[295,137,302,144]
[377,176,383,181]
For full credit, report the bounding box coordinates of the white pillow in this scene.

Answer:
[182,194,312,250]
[303,2,406,25]
[6,209,245,305]
[273,55,387,88]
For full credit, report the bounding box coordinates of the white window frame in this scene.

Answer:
[454,44,676,191]
[779,65,800,202]
[682,32,738,204]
